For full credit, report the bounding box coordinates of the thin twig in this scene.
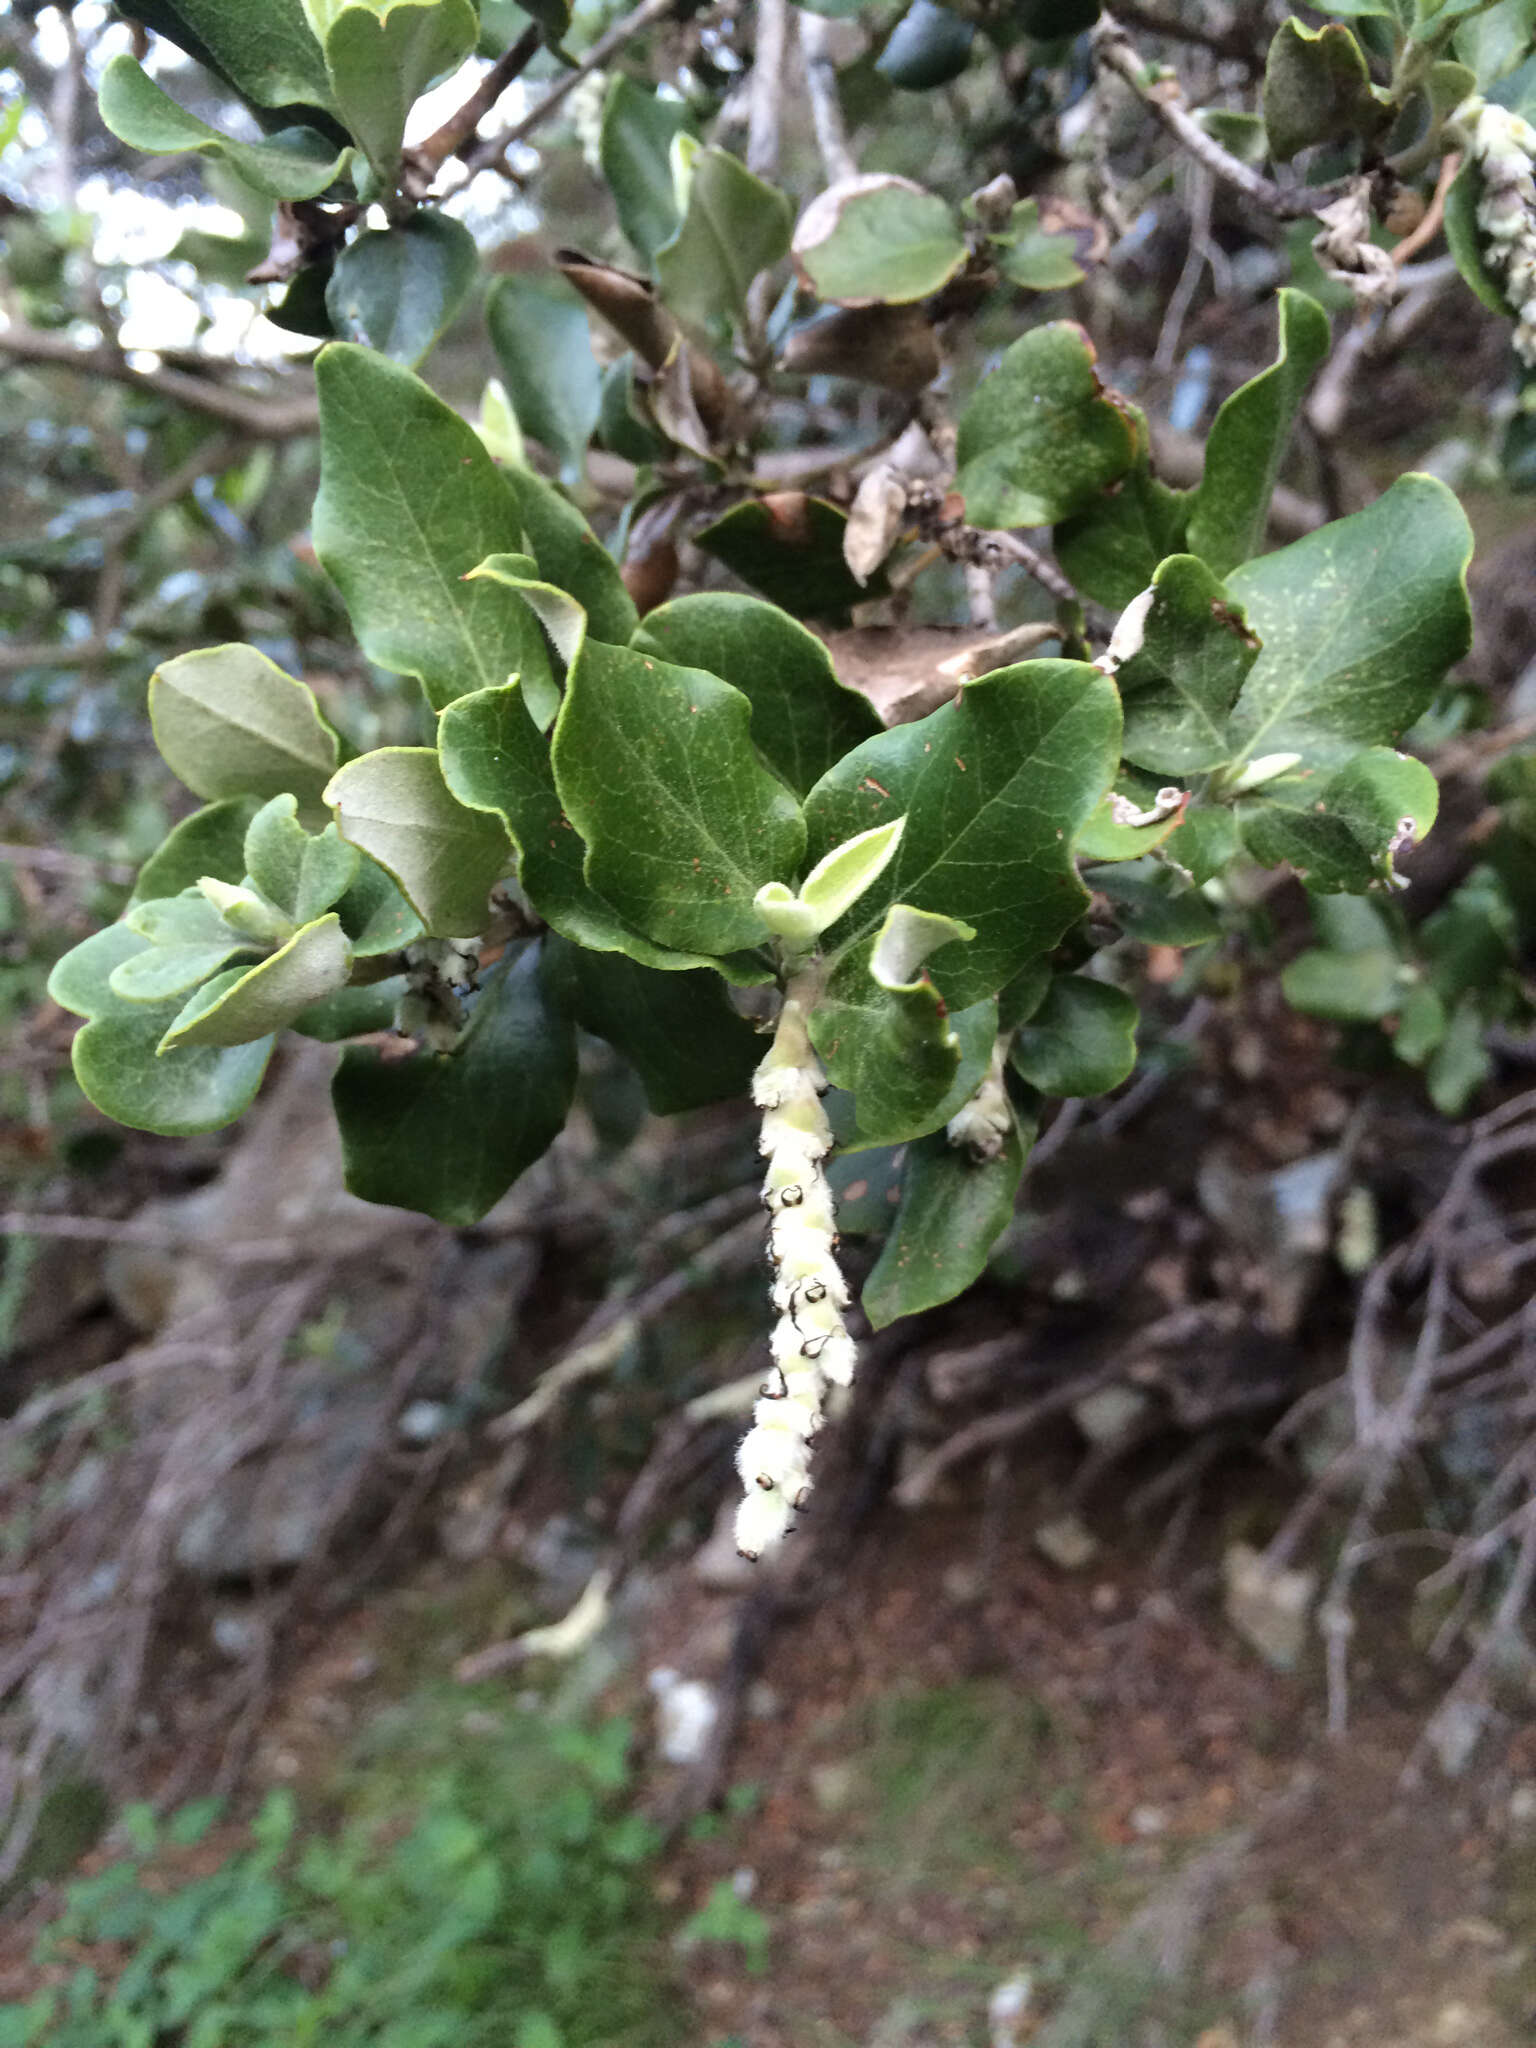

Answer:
[1093,14,1352,221]
[466,0,679,174]
[746,0,788,180]
[416,20,542,173]
[798,10,857,186]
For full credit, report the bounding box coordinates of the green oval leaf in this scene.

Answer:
[550,641,804,957]
[1117,553,1262,775]
[956,322,1139,529]
[243,794,360,924]
[1010,975,1139,1097]
[130,799,259,906]
[313,344,556,712]
[332,945,575,1223]
[316,0,478,182]
[326,747,511,937]
[148,645,339,818]
[862,1120,1026,1330]
[600,75,691,265]
[325,212,477,367]
[792,174,966,306]
[98,54,348,199]
[486,272,603,474]
[655,145,792,328]
[633,592,880,796]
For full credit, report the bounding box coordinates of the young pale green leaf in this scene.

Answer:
[1117,554,1261,774]
[753,883,821,947]
[125,0,336,109]
[243,794,361,924]
[325,213,477,367]
[550,641,805,958]
[130,798,258,905]
[801,818,906,929]
[159,914,353,1049]
[956,322,1140,529]
[438,682,766,978]
[1427,996,1494,1115]
[1456,0,1536,89]
[97,55,347,198]
[1010,975,1139,1097]
[694,497,883,623]
[539,938,761,1114]
[600,75,690,264]
[633,593,880,795]
[486,273,603,475]
[1237,747,1440,892]
[1185,290,1329,579]
[654,145,792,328]
[862,1120,1026,1330]
[1225,474,1474,769]
[1262,20,1393,163]
[332,944,576,1223]
[500,466,639,648]
[1055,464,1190,609]
[149,645,339,819]
[809,907,973,1147]
[802,659,1122,1009]
[48,923,273,1136]
[317,0,478,181]
[195,876,293,946]
[1086,859,1221,946]
[313,345,555,712]
[326,747,511,937]
[791,174,967,305]
[110,932,255,1005]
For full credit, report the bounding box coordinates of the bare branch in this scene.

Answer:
[415,19,542,174]
[1093,13,1352,221]
[466,0,680,175]
[0,323,319,438]
[798,10,858,187]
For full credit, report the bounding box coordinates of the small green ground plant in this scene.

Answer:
[0,1708,679,2048]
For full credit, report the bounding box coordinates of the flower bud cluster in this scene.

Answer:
[1467,101,1536,366]
[734,998,855,1561]
[397,937,481,1052]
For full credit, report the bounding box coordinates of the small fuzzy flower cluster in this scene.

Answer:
[1466,101,1536,367]
[734,997,856,1561]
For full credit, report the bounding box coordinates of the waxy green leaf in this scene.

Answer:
[695,497,882,623]
[326,747,510,937]
[149,646,339,819]
[111,887,256,1003]
[1236,746,1440,892]
[326,212,477,367]
[1055,465,1190,610]
[862,1119,1026,1329]
[315,0,478,182]
[803,659,1122,1009]
[161,914,353,1049]
[655,145,792,329]
[792,174,966,305]
[1186,290,1329,578]
[97,55,346,198]
[633,593,880,796]
[487,273,603,475]
[438,681,765,978]
[501,467,639,648]
[956,322,1139,530]
[540,939,761,1113]
[313,345,555,713]
[600,76,690,264]
[1011,975,1139,1097]
[130,799,258,905]
[1263,19,1393,163]
[551,641,804,957]
[333,945,576,1223]
[118,0,335,110]
[465,552,584,731]
[1117,554,1261,774]
[810,905,973,1146]
[48,923,273,1136]
[1224,475,1474,769]
[1086,859,1221,946]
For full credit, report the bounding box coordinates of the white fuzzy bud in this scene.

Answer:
[1465,100,1536,368]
